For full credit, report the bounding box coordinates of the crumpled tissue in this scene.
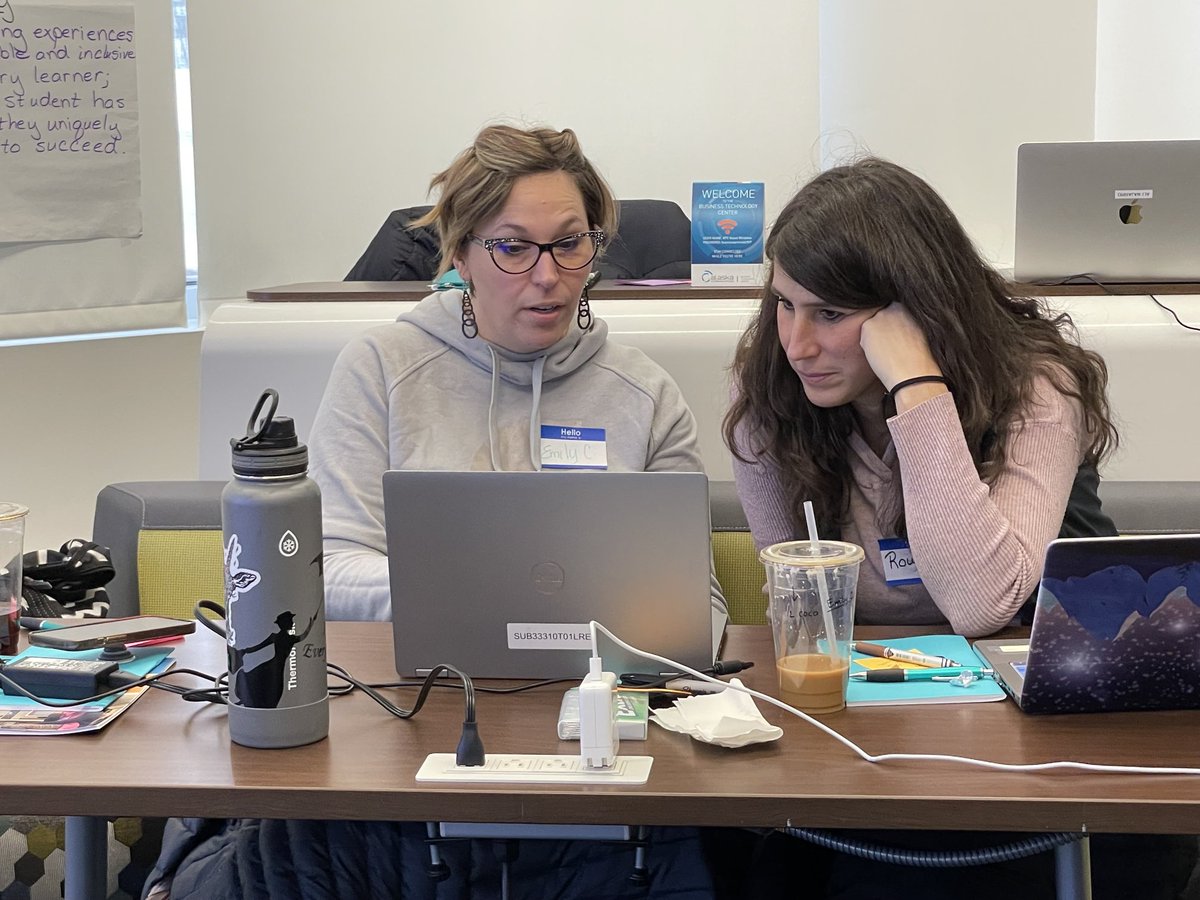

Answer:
[650,678,783,748]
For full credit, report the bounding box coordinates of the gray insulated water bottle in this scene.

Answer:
[222,388,329,748]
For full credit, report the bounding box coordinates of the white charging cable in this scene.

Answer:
[590,620,1200,777]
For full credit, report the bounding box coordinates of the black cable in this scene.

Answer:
[193,599,228,637]
[0,663,221,709]
[783,827,1084,867]
[1033,272,1200,333]
[0,669,151,707]
[1147,293,1200,332]
[620,659,755,689]
[365,676,579,695]
[190,603,484,762]
[326,661,484,765]
[148,667,229,704]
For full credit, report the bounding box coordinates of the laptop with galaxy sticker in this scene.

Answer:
[974,534,1200,714]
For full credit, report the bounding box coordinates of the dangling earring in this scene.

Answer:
[460,284,478,339]
[576,286,593,331]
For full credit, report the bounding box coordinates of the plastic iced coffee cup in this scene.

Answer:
[0,502,30,653]
[760,539,863,714]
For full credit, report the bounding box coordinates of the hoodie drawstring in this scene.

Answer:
[529,355,546,471]
[487,346,502,471]
[485,345,548,472]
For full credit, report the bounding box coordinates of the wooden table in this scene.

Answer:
[245,280,1200,302]
[30,624,1200,897]
[245,281,762,301]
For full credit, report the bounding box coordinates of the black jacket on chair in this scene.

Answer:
[345,205,439,282]
[346,199,693,283]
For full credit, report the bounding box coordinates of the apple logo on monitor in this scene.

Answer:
[1118,201,1144,224]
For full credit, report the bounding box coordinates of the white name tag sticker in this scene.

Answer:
[1114,189,1152,200]
[878,538,922,586]
[540,425,608,469]
[507,623,593,650]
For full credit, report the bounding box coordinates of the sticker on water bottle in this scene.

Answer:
[279,530,299,557]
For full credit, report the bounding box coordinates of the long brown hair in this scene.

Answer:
[723,157,1116,538]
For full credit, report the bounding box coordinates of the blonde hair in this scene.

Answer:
[415,124,618,277]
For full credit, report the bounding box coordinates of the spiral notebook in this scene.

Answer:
[847,635,1006,706]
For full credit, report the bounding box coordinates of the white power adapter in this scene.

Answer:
[578,656,619,769]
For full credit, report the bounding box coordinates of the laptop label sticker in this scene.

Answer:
[541,425,608,470]
[878,538,922,586]
[508,623,593,650]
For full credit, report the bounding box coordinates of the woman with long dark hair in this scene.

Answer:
[725,157,1117,637]
[724,157,1197,899]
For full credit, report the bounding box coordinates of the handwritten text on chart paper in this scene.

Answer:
[0,2,141,241]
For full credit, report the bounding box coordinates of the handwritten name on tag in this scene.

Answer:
[540,425,608,469]
[878,538,922,586]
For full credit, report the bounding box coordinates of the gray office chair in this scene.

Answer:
[597,199,691,280]
[345,199,692,283]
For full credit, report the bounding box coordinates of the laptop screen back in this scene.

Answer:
[1018,533,1200,714]
[1014,140,1200,283]
[384,470,718,679]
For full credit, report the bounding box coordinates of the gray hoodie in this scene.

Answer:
[309,289,718,620]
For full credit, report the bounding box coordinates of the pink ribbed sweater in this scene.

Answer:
[731,375,1087,637]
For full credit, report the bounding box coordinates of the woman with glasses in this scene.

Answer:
[307,123,718,622]
[145,124,720,900]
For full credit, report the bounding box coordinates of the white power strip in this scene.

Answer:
[416,753,653,785]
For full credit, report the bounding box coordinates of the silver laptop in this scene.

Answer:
[975,533,1200,714]
[1013,140,1200,283]
[384,470,725,679]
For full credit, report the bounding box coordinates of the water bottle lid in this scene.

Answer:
[231,389,309,477]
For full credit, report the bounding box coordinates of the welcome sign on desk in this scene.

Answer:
[691,181,764,286]
[847,635,1006,706]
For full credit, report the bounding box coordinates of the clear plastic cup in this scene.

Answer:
[760,539,864,714]
[0,503,30,652]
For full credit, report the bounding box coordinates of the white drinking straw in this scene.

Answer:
[803,500,842,660]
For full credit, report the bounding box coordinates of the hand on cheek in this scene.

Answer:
[858,304,941,390]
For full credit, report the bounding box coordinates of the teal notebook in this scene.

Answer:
[846,635,1006,706]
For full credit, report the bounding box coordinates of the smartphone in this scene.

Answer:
[28,616,195,651]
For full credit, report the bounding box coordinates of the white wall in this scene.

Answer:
[820,0,1097,268]
[186,0,823,301]
[1095,0,1200,140]
[0,332,202,551]
[6,0,1200,557]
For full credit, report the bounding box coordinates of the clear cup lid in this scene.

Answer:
[760,539,864,568]
[0,502,29,522]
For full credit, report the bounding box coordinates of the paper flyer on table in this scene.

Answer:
[0,645,174,735]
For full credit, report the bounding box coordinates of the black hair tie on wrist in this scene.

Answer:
[882,375,949,416]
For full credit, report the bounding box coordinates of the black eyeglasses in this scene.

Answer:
[468,230,606,275]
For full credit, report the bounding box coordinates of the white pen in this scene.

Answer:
[850,641,963,669]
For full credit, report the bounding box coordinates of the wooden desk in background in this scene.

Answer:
[243,280,1200,302]
[245,280,762,301]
